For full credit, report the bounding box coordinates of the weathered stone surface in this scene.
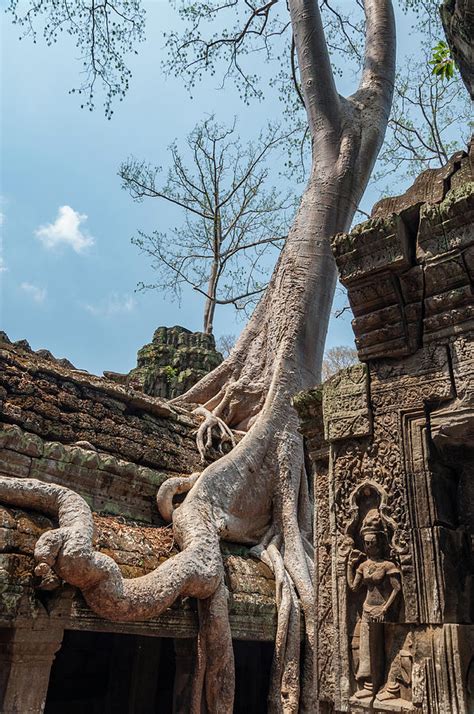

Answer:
[0,330,76,370]
[105,325,223,399]
[293,387,325,455]
[300,151,474,712]
[332,214,412,285]
[0,423,201,525]
[332,149,473,361]
[371,149,469,219]
[0,343,210,476]
[450,336,474,403]
[0,620,64,714]
[322,364,371,442]
[417,182,474,260]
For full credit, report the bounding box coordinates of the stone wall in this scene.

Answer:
[0,334,202,476]
[296,147,473,713]
[0,339,275,649]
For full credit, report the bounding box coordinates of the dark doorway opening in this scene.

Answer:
[45,630,175,714]
[234,639,274,713]
[45,630,274,713]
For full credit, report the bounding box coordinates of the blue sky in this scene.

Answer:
[0,1,458,375]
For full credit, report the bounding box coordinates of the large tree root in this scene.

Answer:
[0,475,235,712]
[0,67,394,705]
[157,471,201,522]
[252,538,301,713]
[0,476,222,618]
[194,406,236,462]
[193,581,235,714]
[0,1,397,710]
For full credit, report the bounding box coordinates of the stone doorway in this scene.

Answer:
[44,630,274,713]
[45,631,175,714]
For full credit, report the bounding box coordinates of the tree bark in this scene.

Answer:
[203,259,218,334]
[0,2,396,711]
[440,0,474,100]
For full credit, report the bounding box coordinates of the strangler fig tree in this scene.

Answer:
[3,1,396,711]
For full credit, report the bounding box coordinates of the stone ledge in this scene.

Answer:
[0,426,186,525]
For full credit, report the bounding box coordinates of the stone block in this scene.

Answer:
[347,274,400,318]
[417,182,474,259]
[449,336,474,402]
[0,449,31,479]
[333,214,413,286]
[423,252,469,298]
[323,364,371,442]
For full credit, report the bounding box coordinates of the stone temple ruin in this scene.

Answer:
[104,325,223,400]
[0,147,472,713]
[295,145,474,712]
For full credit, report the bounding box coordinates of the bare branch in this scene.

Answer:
[119,169,213,219]
[192,284,266,306]
[333,304,351,319]
[7,0,146,118]
[321,0,363,61]
[124,116,294,332]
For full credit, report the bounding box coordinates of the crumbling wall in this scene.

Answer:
[0,338,275,644]
[105,325,223,399]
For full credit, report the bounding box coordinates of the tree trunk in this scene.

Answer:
[440,0,474,100]
[0,1,395,711]
[203,207,222,335]
[203,255,218,335]
[203,282,216,335]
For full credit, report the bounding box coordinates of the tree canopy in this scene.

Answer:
[7,0,146,118]
[7,0,470,194]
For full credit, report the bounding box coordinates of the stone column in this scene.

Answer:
[0,625,64,714]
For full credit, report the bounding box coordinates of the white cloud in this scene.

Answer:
[35,205,94,254]
[0,257,8,273]
[83,293,136,317]
[0,212,4,227]
[21,282,47,303]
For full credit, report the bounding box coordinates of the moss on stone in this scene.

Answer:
[128,326,223,399]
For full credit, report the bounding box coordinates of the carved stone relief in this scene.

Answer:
[339,483,411,708]
[322,364,372,442]
[299,150,474,712]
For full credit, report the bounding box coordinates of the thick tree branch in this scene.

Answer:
[356,0,396,123]
[288,0,341,141]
